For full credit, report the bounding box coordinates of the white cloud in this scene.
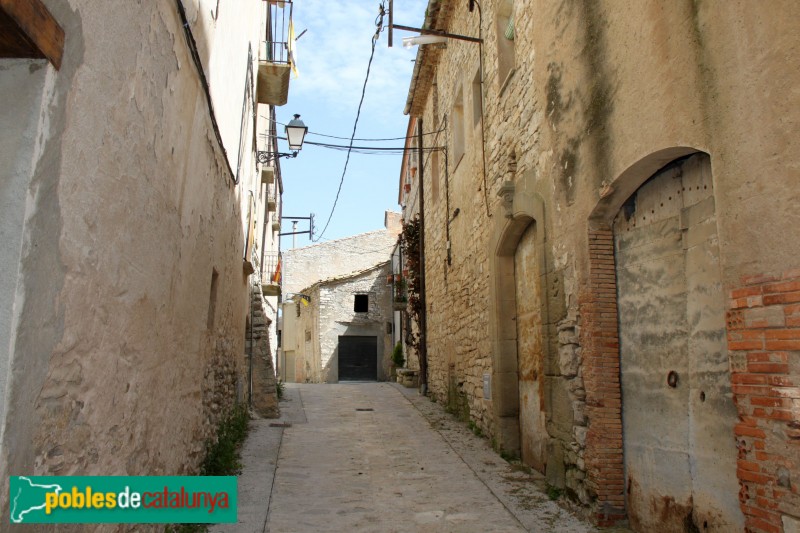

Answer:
[290,0,427,120]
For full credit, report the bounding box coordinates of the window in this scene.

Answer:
[472,69,482,127]
[452,86,465,165]
[207,269,219,330]
[354,294,369,313]
[431,151,440,203]
[495,0,515,88]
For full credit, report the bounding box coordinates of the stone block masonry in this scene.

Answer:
[727,270,800,533]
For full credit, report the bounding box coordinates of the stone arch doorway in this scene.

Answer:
[490,189,546,463]
[611,153,742,531]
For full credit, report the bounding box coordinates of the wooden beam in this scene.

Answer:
[0,0,64,69]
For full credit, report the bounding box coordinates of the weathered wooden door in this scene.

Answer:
[514,224,547,471]
[614,153,742,532]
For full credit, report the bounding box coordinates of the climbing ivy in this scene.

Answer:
[399,216,423,355]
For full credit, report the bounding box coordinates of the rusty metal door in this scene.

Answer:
[613,153,742,532]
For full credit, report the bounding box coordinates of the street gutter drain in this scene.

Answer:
[270,422,292,427]
[355,408,374,412]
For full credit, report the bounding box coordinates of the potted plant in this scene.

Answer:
[390,342,404,379]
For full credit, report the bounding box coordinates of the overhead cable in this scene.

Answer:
[313,2,386,242]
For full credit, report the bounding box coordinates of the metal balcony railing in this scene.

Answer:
[262,252,282,296]
[391,274,408,310]
[263,0,293,65]
[257,0,293,105]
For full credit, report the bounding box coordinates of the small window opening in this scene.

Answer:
[472,69,482,127]
[207,269,219,330]
[452,87,465,164]
[354,294,369,313]
[495,0,515,86]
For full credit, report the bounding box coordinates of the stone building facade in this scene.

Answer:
[279,213,401,383]
[0,0,287,524]
[400,1,800,532]
[283,263,394,383]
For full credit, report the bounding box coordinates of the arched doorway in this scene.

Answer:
[490,188,547,464]
[515,223,547,470]
[613,153,742,531]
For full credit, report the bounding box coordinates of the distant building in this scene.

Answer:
[279,213,400,382]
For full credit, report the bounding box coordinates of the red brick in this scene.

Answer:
[764,280,800,294]
[742,273,780,285]
[729,339,764,351]
[738,460,760,471]
[765,339,800,350]
[755,451,792,465]
[765,377,795,388]
[752,408,794,421]
[734,424,767,439]
[763,292,800,305]
[785,303,800,315]
[750,396,792,408]
[747,352,789,363]
[733,384,775,396]
[783,269,800,280]
[737,468,774,484]
[744,515,781,533]
[731,297,750,310]
[742,504,782,522]
[733,374,769,385]
[764,329,800,340]
[755,496,780,509]
[732,286,764,299]
[747,362,790,374]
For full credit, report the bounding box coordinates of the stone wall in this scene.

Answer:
[283,229,387,295]
[283,216,400,296]
[405,0,800,529]
[293,264,393,383]
[247,284,279,418]
[0,1,268,525]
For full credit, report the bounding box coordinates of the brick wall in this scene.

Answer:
[579,228,625,526]
[727,270,800,533]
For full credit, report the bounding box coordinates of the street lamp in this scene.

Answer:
[257,114,308,164]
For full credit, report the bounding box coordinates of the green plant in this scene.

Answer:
[499,449,518,462]
[399,218,423,354]
[165,524,207,533]
[391,342,405,368]
[468,420,483,437]
[201,403,249,476]
[546,485,563,501]
[276,379,285,401]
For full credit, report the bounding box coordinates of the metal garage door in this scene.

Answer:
[338,336,378,381]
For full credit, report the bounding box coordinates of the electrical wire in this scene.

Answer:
[258,132,445,154]
[260,114,444,142]
[313,2,386,241]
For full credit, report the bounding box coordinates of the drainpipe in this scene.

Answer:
[417,118,428,394]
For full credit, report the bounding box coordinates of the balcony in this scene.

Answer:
[262,252,282,296]
[257,0,294,106]
[391,275,408,310]
[267,185,277,212]
[261,166,275,184]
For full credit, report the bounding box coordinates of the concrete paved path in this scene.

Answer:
[216,382,615,533]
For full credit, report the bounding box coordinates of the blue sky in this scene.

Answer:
[273,0,427,248]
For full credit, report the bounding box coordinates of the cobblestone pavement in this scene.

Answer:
[216,382,629,533]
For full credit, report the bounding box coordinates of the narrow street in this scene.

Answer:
[216,383,614,533]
